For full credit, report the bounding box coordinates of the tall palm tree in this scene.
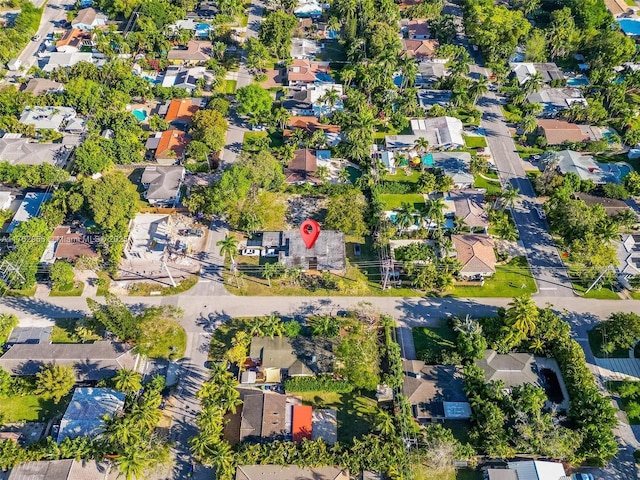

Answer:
[272,107,290,131]
[338,167,351,184]
[425,197,446,230]
[468,77,489,105]
[320,88,341,114]
[340,66,356,87]
[316,165,330,183]
[399,56,418,89]
[500,185,520,210]
[505,295,539,338]
[115,446,154,480]
[113,369,142,394]
[217,235,239,265]
[414,137,430,155]
[519,114,538,135]
[395,203,416,231]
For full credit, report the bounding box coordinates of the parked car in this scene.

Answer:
[571,474,594,480]
[31,34,41,41]
[178,228,204,237]
[240,248,260,256]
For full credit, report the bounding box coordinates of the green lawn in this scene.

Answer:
[473,175,502,196]
[571,276,620,300]
[287,390,377,444]
[219,79,237,94]
[50,282,84,297]
[379,193,425,210]
[126,275,198,296]
[457,470,483,480]
[463,136,487,149]
[317,40,347,65]
[446,256,536,297]
[0,394,66,423]
[412,324,457,363]
[209,317,253,362]
[384,171,421,183]
[588,327,630,358]
[137,318,187,360]
[631,291,640,300]
[96,271,111,296]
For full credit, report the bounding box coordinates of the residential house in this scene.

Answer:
[417,89,452,110]
[7,460,116,480]
[7,192,52,233]
[0,341,139,381]
[572,192,633,216]
[282,91,314,116]
[476,350,540,388]
[64,117,87,134]
[71,8,107,30]
[19,106,76,131]
[450,234,496,277]
[526,88,586,117]
[57,388,126,442]
[449,189,489,231]
[284,116,341,138]
[431,152,474,188]
[246,230,347,272]
[402,360,470,421]
[402,39,439,60]
[284,148,318,184]
[161,66,206,91]
[146,130,189,164]
[485,460,568,480]
[305,83,344,115]
[55,29,92,53]
[124,214,172,262]
[415,62,448,86]
[543,149,628,184]
[293,0,323,17]
[411,117,464,148]
[617,234,640,289]
[537,119,589,145]
[406,19,430,39]
[23,78,64,96]
[510,62,565,85]
[161,97,204,127]
[50,226,100,261]
[196,1,219,18]
[291,38,320,59]
[605,0,632,17]
[236,466,349,480]
[0,137,72,167]
[287,59,331,85]
[41,52,95,73]
[246,336,336,383]
[167,41,212,64]
[140,165,186,206]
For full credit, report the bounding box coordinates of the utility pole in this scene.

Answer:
[161,250,177,288]
[584,265,614,295]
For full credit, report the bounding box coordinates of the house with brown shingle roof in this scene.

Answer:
[284,116,341,140]
[71,7,107,30]
[449,189,489,231]
[51,226,100,261]
[537,119,589,145]
[406,19,431,39]
[402,38,439,60]
[451,234,496,278]
[167,41,212,64]
[284,148,318,184]
[236,466,349,480]
[153,129,189,164]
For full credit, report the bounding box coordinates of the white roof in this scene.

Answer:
[42,52,94,72]
[410,116,464,147]
[508,460,568,480]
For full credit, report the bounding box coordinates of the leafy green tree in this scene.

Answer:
[336,324,380,390]
[309,315,341,337]
[73,136,114,175]
[597,312,640,353]
[624,171,640,196]
[186,140,211,163]
[49,261,75,290]
[190,109,228,152]
[325,189,368,236]
[236,83,273,120]
[259,11,297,59]
[148,114,169,132]
[245,38,271,71]
[35,364,75,403]
[262,261,286,287]
[87,293,140,341]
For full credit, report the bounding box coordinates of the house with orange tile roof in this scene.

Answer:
[55,29,92,53]
[167,41,212,64]
[402,39,439,60]
[287,59,331,85]
[406,19,431,39]
[536,119,590,145]
[161,98,205,127]
[451,234,496,278]
[151,129,189,164]
[292,405,312,442]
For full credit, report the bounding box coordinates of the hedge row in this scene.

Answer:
[284,376,353,393]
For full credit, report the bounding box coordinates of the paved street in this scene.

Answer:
[478,93,574,297]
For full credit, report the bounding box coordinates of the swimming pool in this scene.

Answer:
[618,18,640,36]
[567,76,589,86]
[618,164,632,179]
[132,109,147,121]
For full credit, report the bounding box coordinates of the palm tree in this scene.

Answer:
[113,369,142,394]
[453,315,482,335]
[519,114,538,135]
[35,364,75,403]
[500,185,520,210]
[272,107,290,131]
[289,128,306,146]
[468,77,489,105]
[217,235,239,266]
[399,56,418,89]
[425,197,446,231]
[262,313,285,338]
[505,295,539,338]
[340,67,356,87]
[413,137,430,155]
[212,41,226,60]
[395,203,416,231]
[523,71,544,94]
[338,167,351,184]
[316,165,330,183]
[596,219,620,243]
[115,446,154,480]
[374,410,396,436]
[320,88,341,114]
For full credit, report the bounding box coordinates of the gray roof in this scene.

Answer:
[19,106,76,130]
[410,116,465,148]
[431,152,474,186]
[236,466,349,480]
[249,336,336,375]
[8,460,114,480]
[417,89,452,109]
[0,138,72,167]
[7,192,52,233]
[237,390,288,442]
[141,166,185,201]
[23,78,64,96]
[402,363,468,418]
[510,62,565,84]
[545,150,621,184]
[58,388,125,442]
[0,341,138,381]
[526,88,586,112]
[449,189,488,228]
[508,460,568,480]
[486,470,518,480]
[475,350,540,388]
[42,52,95,72]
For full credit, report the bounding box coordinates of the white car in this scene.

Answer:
[240,248,260,256]
[31,34,41,41]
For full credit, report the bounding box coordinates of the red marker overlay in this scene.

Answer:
[300,219,320,249]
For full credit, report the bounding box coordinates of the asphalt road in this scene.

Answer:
[478,93,574,297]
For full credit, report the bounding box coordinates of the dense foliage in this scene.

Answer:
[0,2,42,64]
[284,376,353,393]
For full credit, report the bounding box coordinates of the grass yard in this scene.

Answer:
[219,79,237,94]
[412,324,457,363]
[588,327,630,358]
[473,175,502,196]
[287,390,377,444]
[631,291,640,300]
[379,193,425,210]
[126,275,198,296]
[138,318,186,360]
[463,136,487,149]
[0,394,66,423]
[384,170,421,183]
[317,40,347,65]
[457,470,483,480]
[96,271,111,296]
[446,256,536,297]
[571,276,620,300]
[49,282,84,297]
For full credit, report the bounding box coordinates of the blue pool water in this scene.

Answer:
[619,164,632,179]
[567,76,589,86]
[618,19,640,35]
[132,109,147,121]
[393,75,403,87]
[315,73,334,83]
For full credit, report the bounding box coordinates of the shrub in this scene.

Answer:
[284,376,353,393]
